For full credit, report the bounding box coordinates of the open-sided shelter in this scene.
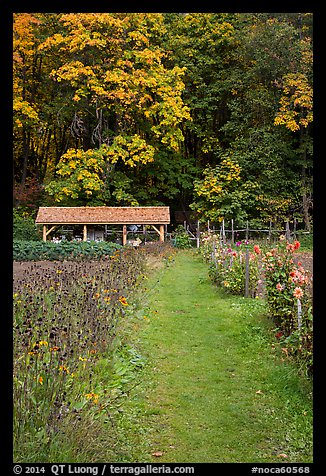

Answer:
[35,206,170,244]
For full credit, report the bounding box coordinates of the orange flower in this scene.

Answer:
[85,392,99,404]
[293,287,303,299]
[38,376,43,385]
[50,346,60,352]
[286,243,295,252]
[119,296,128,306]
[59,365,70,374]
[254,245,261,255]
[293,240,300,250]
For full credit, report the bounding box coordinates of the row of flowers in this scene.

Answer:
[200,234,313,375]
[200,236,261,297]
[13,248,146,453]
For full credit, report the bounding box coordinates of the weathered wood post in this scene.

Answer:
[212,234,217,267]
[245,245,250,298]
[297,299,302,330]
[269,220,272,243]
[43,225,47,242]
[231,219,234,244]
[245,221,250,297]
[285,220,291,241]
[122,225,127,246]
[196,220,200,248]
[83,224,87,242]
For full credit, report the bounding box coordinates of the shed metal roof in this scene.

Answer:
[35,206,170,225]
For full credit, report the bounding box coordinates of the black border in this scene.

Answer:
[3,2,322,473]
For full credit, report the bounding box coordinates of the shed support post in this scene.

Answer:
[123,225,127,245]
[159,225,164,242]
[83,224,87,242]
[43,225,47,242]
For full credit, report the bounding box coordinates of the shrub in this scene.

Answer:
[201,234,261,297]
[173,225,192,249]
[262,235,313,373]
[13,209,41,241]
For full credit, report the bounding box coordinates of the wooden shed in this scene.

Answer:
[35,206,170,245]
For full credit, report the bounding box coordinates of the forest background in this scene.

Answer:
[13,13,313,232]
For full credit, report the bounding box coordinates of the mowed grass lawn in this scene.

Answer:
[131,250,313,463]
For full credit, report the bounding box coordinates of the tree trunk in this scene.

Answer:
[17,128,30,205]
[302,165,311,232]
[300,126,311,232]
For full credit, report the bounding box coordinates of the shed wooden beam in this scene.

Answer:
[46,225,57,236]
[83,224,87,242]
[151,224,165,242]
[151,224,160,235]
[42,224,58,241]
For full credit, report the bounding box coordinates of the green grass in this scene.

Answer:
[126,250,313,463]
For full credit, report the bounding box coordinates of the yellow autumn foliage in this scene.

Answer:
[274,73,313,132]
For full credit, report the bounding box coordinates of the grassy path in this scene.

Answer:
[133,250,312,463]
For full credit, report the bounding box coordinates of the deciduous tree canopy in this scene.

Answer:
[13,12,313,229]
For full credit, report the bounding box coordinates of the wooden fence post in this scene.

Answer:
[297,298,302,330]
[285,220,291,241]
[231,219,234,244]
[196,220,200,248]
[245,246,250,298]
[222,219,226,244]
[269,220,272,243]
[212,235,217,268]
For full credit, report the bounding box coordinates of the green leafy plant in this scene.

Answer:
[13,240,122,261]
[201,234,261,297]
[13,209,41,241]
[173,225,192,249]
